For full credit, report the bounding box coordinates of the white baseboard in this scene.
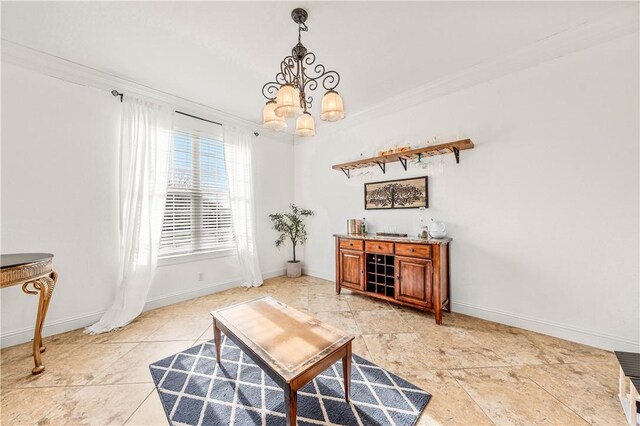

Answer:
[142,268,285,311]
[452,301,639,352]
[0,310,106,349]
[302,268,334,282]
[301,270,639,352]
[0,269,285,349]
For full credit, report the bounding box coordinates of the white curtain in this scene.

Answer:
[86,96,172,334]
[224,126,263,287]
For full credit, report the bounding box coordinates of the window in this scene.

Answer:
[159,116,234,258]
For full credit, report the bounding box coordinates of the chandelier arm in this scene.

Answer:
[317,70,340,91]
[262,82,280,100]
[300,52,341,91]
[278,56,297,84]
[304,94,314,110]
[263,54,301,100]
[303,77,318,95]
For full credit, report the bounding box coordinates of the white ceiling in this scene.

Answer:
[1,2,637,126]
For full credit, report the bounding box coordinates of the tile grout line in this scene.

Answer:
[31,382,89,424]
[526,375,593,425]
[121,388,156,426]
[435,361,580,371]
[348,304,371,356]
[449,371,498,426]
[5,381,158,390]
[66,341,142,390]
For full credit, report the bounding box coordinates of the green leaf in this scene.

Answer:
[268,204,315,261]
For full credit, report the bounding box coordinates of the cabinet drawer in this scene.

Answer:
[340,239,363,251]
[396,243,431,258]
[365,241,394,255]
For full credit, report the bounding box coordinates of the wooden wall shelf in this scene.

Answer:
[332,139,474,178]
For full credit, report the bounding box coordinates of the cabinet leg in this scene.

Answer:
[435,308,442,325]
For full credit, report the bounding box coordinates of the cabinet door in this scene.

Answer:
[395,256,433,308]
[339,250,364,291]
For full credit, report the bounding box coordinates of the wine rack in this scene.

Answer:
[366,253,395,297]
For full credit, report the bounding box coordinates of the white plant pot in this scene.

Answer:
[286,261,302,278]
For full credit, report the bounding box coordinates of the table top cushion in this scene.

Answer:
[615,351,640,379]
[211,296,353,382]
[1,253,53,269]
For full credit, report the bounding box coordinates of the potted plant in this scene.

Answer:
[269,204,315,278]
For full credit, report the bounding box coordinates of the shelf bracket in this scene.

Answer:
[452,147,460,164]
[398,157,408,171]
[376,161,386,174]
[341,168,350,179]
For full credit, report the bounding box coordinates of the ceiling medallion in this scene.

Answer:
[262,8,345,136]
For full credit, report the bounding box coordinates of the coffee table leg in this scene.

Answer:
[284,384,297,426]
[343,342,352,403]
[213,320,221,364]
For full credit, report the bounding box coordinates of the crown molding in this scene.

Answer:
[3,2,636,146]
[1,39,295,145]
[307,4,639,140]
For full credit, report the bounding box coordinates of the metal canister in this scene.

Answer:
[347,219,363,235]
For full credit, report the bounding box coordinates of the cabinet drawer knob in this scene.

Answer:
[378,245,382,249]
[409,248,414,252]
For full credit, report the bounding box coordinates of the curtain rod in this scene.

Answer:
[175,110,222,126]
[111,90,259,136]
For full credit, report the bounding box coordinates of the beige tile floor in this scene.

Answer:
[0,275,626,425]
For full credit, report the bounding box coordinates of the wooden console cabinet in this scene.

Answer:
[334,235,451,324]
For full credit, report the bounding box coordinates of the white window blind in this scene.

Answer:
[159,115,234,258]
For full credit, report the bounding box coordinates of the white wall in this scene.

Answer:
[294,34,639,351]
[0,63,294,347]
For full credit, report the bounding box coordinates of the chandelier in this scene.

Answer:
[261,8,345,136]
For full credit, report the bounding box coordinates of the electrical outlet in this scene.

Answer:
[198,273,204,282]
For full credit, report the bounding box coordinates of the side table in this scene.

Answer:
[1,253,58,374]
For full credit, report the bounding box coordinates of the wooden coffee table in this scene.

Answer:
[211,296,354,426]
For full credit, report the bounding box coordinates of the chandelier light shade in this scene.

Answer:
[274,84,303,118]
[261,8,345,136]
[262,100,287,130]
[320,90,345,122]
[295,112,316,137]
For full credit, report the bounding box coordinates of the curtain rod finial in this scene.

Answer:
[111,90,123,102]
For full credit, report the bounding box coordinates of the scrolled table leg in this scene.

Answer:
[21,271,57,375]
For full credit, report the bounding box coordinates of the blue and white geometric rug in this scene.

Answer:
[150,336,431,426]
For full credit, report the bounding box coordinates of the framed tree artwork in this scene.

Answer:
[364,176,428,210]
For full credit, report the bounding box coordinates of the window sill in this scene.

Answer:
[157,248,237,267]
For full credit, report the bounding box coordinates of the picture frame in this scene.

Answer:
[364,176,428,210]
